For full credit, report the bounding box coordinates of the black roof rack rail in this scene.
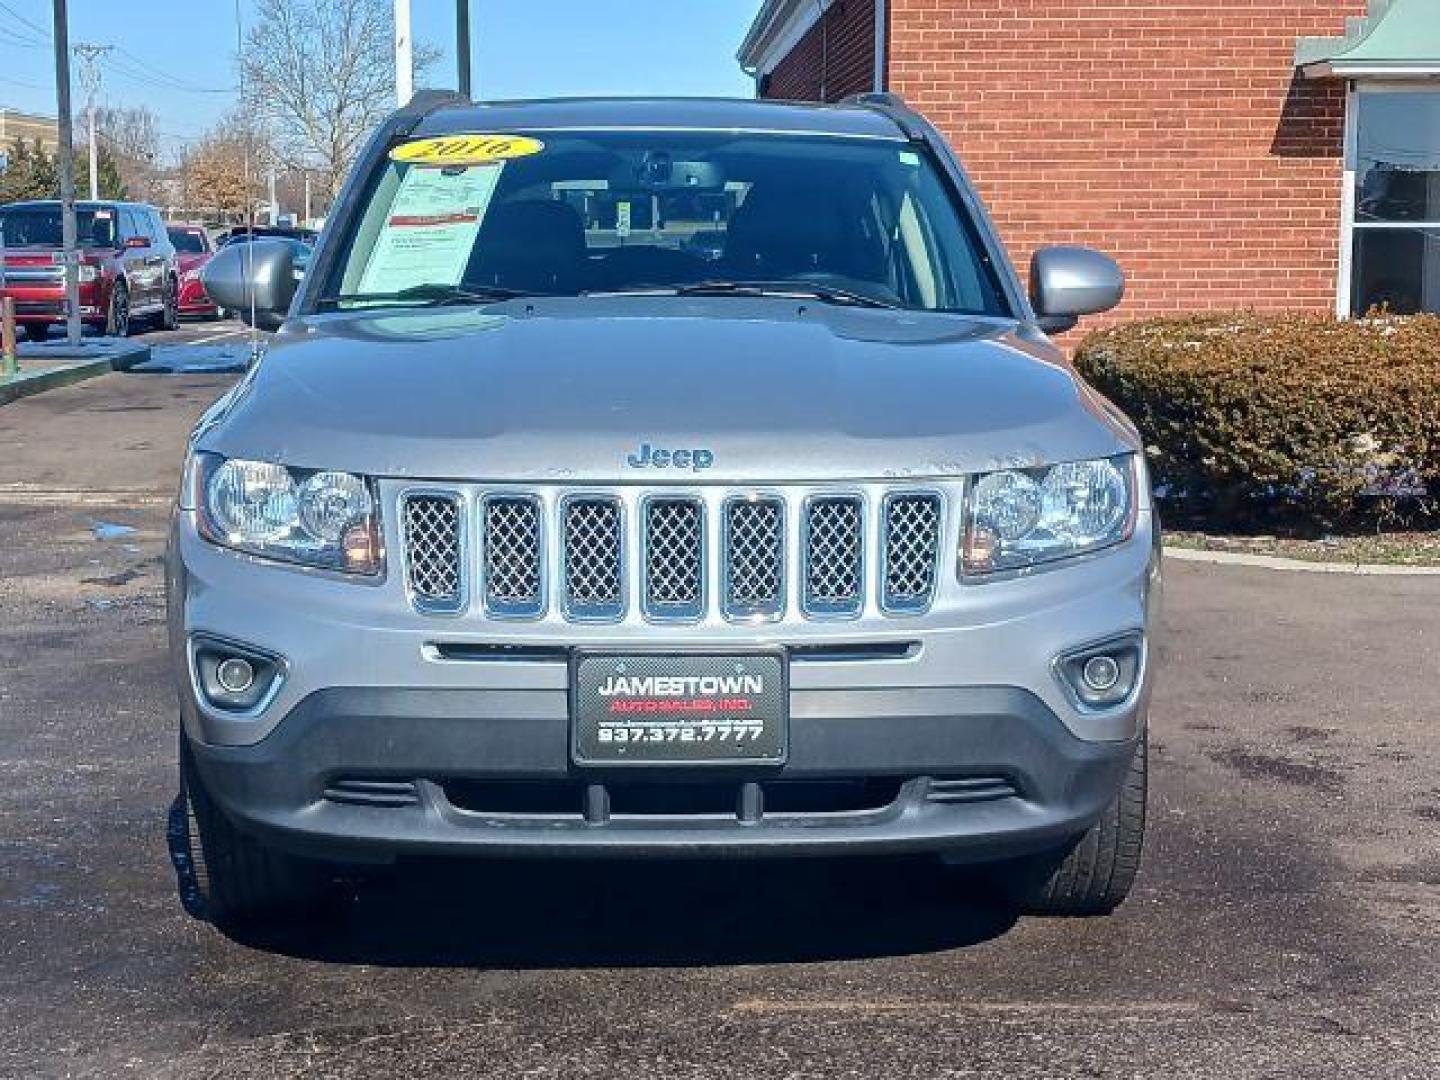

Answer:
[392,89,471,137]
[837,92,927,141]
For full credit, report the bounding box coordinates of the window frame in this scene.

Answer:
[1338,80,1440,318]
[314,127,1017,318]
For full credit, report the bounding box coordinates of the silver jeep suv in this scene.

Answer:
[177,93,1158,926]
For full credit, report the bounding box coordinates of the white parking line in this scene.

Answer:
[185,329,251,346]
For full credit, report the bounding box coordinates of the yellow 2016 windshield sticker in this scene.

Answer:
[389,134,544,167]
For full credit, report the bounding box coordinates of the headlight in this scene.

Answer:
[194,453,383,575]
[963,455,1135,575]
[78,264,99,283]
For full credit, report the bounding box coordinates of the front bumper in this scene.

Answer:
[178,277,215,315]
[185,685,1139,863]
[170,506,1159,864]
[0,285,104,324]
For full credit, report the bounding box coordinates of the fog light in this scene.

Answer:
[1055,633,1143,711]
[215,657,255,694]
[191,636,284,715]
[1082,655,1121,693]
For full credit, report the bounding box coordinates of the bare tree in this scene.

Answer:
[240,0,437,202]
[95,105,161,201]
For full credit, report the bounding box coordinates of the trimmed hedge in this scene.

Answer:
[1074,313,1440,530]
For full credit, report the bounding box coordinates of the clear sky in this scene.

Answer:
[0,0,761,159]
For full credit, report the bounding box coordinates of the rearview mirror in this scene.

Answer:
[202,239,299,332]
[1029,246,1125,334]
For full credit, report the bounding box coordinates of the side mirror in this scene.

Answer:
[124,235,151,250]
[202,239,299,332]
[1029,246,1125,334]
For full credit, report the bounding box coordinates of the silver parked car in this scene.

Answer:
[182,93,1157,926]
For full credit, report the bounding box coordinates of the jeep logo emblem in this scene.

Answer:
[626,443,714,472]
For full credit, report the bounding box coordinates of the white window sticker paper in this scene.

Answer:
[358,164,503,295]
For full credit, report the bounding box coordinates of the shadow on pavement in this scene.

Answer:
[168,797,1018,967]
[248,858,1015,968]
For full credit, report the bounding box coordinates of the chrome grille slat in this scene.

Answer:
[563,497,624,619]
[402,493,465,613]
[643,498,704,620]
[803,496,864,617]
[883,493,942,612]
[723,497,784,619]
[482,496,543,617]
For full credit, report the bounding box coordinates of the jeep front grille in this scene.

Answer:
[401,493,464,613]
[399,485,951,622]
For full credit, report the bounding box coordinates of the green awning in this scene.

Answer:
[1298,0,1440,77]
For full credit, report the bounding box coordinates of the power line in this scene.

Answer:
[103,54,232,96]
[0,73,51,92]
[0,39,52,50]
[112,44,231,94]
[0,0,52,42]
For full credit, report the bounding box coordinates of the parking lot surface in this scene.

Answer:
[1,369,1438,1078]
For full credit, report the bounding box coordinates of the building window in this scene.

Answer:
[1347,87,1440,316]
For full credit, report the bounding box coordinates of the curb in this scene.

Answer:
[0,341,151,406]
[1163,545,1440,577]
[0,359,115,407]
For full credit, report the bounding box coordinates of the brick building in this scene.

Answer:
[738,0,1440,321]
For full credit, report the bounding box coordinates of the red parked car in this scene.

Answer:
[167,224,220,319]
[0,199,179,340]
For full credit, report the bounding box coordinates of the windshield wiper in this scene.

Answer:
[317,283,539,309]
[671,280,901,309]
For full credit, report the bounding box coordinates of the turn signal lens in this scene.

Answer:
[341,520,383,575]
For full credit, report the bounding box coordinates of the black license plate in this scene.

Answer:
[572,653,787,766]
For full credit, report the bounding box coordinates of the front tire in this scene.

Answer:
[180,732,330,927]
[998,735,1148,917]
[160,276,180,330]
[105,281,130,338]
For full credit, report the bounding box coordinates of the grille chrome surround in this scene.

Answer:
[561,496,625,621]
[802,495,866,618]
[481,495,544,618]
[722,495,785,621]
[641,497,705,621]
[398,484,951,623]
[882,492,943,613]
[401,491,466,614]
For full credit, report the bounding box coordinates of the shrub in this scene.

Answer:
[1073,313,1440,530]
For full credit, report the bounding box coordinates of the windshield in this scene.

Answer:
[0,207,118,249]
[326,130,1009,315]
[168,228,208,254]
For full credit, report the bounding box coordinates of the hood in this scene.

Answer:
[177,252,211,274]
[202,297,1136,484]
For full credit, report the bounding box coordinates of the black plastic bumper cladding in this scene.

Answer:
[186,685,1139,864]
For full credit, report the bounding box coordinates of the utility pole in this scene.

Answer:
[394,0,413,107]
[52,0,82,346]
[457,0,472,98]
[73,43,112,201]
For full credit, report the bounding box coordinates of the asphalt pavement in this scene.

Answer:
[0,362,1437,1078]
